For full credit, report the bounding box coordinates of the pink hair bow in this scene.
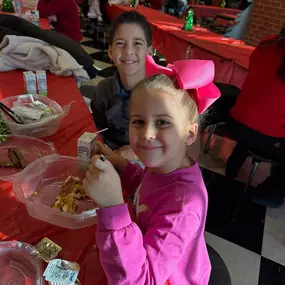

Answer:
[145,55,221,114]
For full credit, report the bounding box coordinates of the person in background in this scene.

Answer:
[226,27,285,208]
[226,0,242,9]
[38,0,82,42]
[164,0,188,17]
[91,11,152,152]
[84,70,219,284]
[225,0,253,40]
[87,0,103,22]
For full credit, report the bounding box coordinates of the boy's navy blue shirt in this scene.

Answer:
[91,72,131,150]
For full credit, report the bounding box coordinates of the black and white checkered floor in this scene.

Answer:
[80,30,285,285]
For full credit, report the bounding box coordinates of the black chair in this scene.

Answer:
[80,85,97,100]
[203,83,240,153]
[207,244,231,285]
[231,151,279,222]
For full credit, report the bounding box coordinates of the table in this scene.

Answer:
[0,71,107,285]
[215,13,238,27]
[105,4,254,89]
[189,4,241,19]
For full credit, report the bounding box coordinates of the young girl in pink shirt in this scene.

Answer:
[83,56,220,285]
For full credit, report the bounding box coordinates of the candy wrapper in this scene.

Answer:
[35,238,62,263]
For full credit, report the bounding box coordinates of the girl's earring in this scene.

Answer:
[148,46,154,56]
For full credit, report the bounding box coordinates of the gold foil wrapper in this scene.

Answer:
[35,238,62,262]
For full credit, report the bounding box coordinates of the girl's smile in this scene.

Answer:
[130,88,197,174]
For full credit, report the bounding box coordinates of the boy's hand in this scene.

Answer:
[95,142,128,172]
[115,145,138,161]
[83,156,124,208]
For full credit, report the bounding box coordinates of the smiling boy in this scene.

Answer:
[91,11,152,150]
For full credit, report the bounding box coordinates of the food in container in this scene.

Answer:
[0,94,70,138]
[50,176,88,214]
[14,155,98,229]
[0,135,56,181]
[0,114,10,143]
[11,101,52,122]
[6,147,26,168]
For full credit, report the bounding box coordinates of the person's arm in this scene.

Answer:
[37,0,64,17]
[96,184,201,285]
[90,83,109,143]
[91,100,108,133]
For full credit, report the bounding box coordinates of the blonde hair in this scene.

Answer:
[132,74,199,124]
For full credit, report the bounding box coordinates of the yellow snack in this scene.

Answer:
[51,176,87,214]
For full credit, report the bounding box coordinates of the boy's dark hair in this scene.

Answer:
[108,11,152,47]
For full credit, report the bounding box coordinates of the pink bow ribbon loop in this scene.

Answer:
[145,55,221,114]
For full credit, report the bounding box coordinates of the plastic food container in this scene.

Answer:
[13,154,98,229]
[0,94,70,138]
[0,135,56,181]
[0,241,44,285]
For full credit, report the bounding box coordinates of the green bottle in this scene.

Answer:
[183,8,194,31]
[1,0,14,12]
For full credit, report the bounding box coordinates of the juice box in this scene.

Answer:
[77,132,98,162]
[36,70,48,96]
[23,71,37,94]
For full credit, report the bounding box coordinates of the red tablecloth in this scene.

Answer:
[0,71,107,285]
[105,5,254,89]
[189,4,241,19]
[39,17,50,30]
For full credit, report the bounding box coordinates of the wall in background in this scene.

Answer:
[244,0,285,46]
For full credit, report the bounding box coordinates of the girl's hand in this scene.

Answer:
[96,142,128,172]
[83,156,124,208]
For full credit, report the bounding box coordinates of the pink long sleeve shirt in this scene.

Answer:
[96,162,211,285]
